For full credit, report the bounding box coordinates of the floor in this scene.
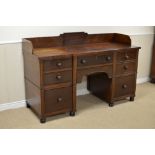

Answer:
[0,82,155,129]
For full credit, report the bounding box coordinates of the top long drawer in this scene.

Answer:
[44,56,72,72]
[77,51,113,68]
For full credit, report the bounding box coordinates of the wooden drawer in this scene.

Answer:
[44,70,72,85]
[117,49,138,62]
[77,52,113,67]
[44,87,72,114]
[77,64,113,83]
[114,75,135,98]
[44,57,72,72]
[116,62,136,76]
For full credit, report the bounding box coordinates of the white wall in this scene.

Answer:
[0,26,154,104]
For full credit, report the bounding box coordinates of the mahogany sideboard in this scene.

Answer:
[22,32,141,123]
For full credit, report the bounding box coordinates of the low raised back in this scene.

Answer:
[85,33,114,44]
[25,36,63,48]
[25,32,131,49]
[60,32,88,45]
[113,33,131,45]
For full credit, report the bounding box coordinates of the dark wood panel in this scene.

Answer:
[72,55,77,113]
[25,37,63,48]
[116,61,136,76]
[22,40,41,87]
[44,56,72,71]
[77,52,113,67]
[116,49,138,62]
[114,75,135,98]
[44,70,72,85]
[113,33,131,45]
[26,32,131,48]
[87,73,112,102]
[44,82,72,90]
[44,87,72,114]
[77,65,113,83]
[25,79,41,116]
[61,32,88,45]
[85,34,114,44]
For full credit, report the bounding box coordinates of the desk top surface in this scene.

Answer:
[23,32,141,59]
[33,42,140,58]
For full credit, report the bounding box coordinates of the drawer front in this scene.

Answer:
[44,87,72,114]
[116,62,136,76]
[114,75,135,98]
[77,65,113,83]
[44,70,72,85]
[77,52,113,67]
[117,49,138,62]
[44,57,72,72]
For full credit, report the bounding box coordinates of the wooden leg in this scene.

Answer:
[40,117,46,123]
[69,111,75,116]
[109,102,114,107]
[130,96,135,101]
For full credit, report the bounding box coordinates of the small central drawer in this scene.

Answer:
[44,56,72,72]
[114,75,135,98]
[44,87,72,114]
[44,70,72,85]
[116,62,136,76]
[117,49,138,62]
[77,52,113,68]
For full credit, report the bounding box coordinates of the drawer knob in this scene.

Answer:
[56,75,62,80]
[123,65,128,70]
[81,59,87,64]
[125,55,129,60]
[57,97,63,102]
[57,62,62,67]
[122,84,127,89]
[106,56,112,61]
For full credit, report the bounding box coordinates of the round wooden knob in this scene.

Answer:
[57,62,62,67]
[56,75,62,80]
[81,59,87,64]
[125,55,129,60]
[57,97,62,102]
[123,65,128,70]
[122,84,127,89]
[106,56,111,61]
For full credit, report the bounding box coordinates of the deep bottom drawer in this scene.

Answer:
[44,87,72,114]
[114,75,135,98]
